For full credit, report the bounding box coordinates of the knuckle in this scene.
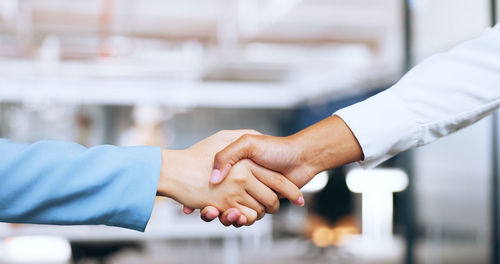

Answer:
[230,172,249,184]
[240,134,254,143]
[237,158,252,167]
[257,211,266,220]
[227,190,242,199]
[237,176,248,185]
[246,217,256,226]
[216,130,228,137]
[244,129,260,135]
[222,194,237,205]
[273,199,280,213]
[263,196,277,211]
[274,175,287,189]
[258,205,265,216]
[248,211,258,225]
[213,152,225,164]
[267,197,280,214]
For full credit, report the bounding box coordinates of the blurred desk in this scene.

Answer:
[0,204,272,264]
[0,218,270,242]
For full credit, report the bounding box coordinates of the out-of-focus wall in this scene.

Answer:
[414,117,491,264]
[413,0,490,62]
[412,0,490,61]
[411,1,493,263]
[0,103,292,149]
[163,108,293,149]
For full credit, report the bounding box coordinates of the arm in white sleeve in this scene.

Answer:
[335,24,500,168]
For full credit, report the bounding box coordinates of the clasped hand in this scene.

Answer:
[156,130,305,226]
[180,116,363,227]
[159,116,363,227]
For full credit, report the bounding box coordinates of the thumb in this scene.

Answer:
[210,134,259,184]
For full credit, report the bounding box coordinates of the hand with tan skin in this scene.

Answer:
[157,130,305,226]
[184,116,364,226]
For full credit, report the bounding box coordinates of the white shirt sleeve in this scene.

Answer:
[335,24,500,169]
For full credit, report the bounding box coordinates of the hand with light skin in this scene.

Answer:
[187,116,364,225]
[157,130,305,226]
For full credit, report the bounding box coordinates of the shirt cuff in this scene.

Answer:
[334,91,420,169]
[106,146,162,232]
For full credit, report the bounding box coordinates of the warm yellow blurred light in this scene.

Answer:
[311,226,332,248]
[311,223,359,248]
[331,226,358,246]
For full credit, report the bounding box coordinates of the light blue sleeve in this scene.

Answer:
[0,139,162,232]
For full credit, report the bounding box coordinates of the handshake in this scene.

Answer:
[156,116,364,227]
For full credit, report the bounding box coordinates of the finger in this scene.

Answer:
[200,206,220,222]
[239,192,266,220]
[250,162,305,207]
[236,215,247,227]
[231,215,246,228]
[235,204,258,226]
[219,208,242,226]
[211,134,261,184]
[183,206,195,214]
[219,209,248,227]
[244,171,281,214]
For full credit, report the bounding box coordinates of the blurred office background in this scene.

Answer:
[0,0,499,263]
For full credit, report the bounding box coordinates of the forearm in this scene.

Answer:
[336,24,500,168]
[0,139,161,231]
[290,115,363,174]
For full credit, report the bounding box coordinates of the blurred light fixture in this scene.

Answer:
[0,236,71,263]
[346,168,408,243]
[301,171,329,193]
[346,168,408,193]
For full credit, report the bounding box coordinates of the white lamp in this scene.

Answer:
[301,171,329,193]
[346,168,408,243]
[0,236,71,264]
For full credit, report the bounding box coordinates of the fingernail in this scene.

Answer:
[210,169,222,184]
[296,196,305,206]
[237,215,246,226]
[183,207,193,214]
[227,211,240,222]
[206,208,219,219]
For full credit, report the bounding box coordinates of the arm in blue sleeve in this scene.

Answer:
[0,139,162,232]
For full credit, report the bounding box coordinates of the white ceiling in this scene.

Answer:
[0,0,403,108]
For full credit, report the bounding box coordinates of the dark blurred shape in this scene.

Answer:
[313,168,353,224]
[71,241,142,264]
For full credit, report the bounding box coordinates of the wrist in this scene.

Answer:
[158,149,183,199]
[288,131,325,176]
[290,115,363,174]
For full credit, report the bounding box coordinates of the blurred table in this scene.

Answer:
[0,203,273,264]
